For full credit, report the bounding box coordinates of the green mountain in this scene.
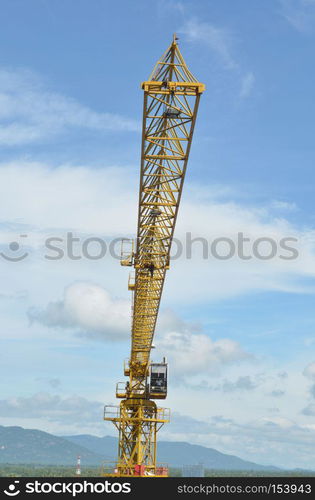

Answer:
[0,425,278,470]
[0,426,103,466]
[64,433,278,471]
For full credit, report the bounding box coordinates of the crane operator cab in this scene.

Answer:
[149,359,167,399]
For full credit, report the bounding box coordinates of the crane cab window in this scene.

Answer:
[150,363,167,394]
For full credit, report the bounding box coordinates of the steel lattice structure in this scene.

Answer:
[104,35,204,478]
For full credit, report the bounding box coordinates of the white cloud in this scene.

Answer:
[279,0,315,33]
[0,68,139,145]
[0,161,136,234]
[0,392,102,425]
[179,18,237,69]
[270,200,297,212]
[179,18,255,99]
[1,161,315,304]
[155,329,250,377]
[193,376,260,392]
[170,193,315,300]
[302,362,315,408]
[240,71,255,98]
[0,290,27,300]
[28,282,131,341]
[302,403,315,416]
[303,362,315,380]
[28,281,252,379]
[221,376,257,392]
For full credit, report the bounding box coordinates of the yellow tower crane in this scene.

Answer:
[104,35,205,478]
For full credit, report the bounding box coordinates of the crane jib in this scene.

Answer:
[103,35,205,478]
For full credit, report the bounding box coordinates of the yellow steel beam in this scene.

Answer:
[104,35,204,478]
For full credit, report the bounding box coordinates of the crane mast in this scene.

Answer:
[104,35,204,477]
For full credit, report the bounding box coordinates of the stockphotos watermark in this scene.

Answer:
[2,479,131,497]
[0,231,299,262]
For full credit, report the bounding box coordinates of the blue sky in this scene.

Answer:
[1,0,315,469]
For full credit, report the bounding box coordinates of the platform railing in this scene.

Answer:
[101,460,169,477]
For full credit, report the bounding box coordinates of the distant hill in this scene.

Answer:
[0,426,103,466]
[0,425,278,471]
[64,434,277,471]
[63,434,117,458]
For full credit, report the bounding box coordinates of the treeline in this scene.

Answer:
[0,465,101,477]
[0,464,182,477]
[1,464,314,477]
